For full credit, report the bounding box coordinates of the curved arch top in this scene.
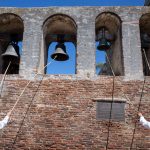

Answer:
[0,13,24,32]
[0,13,24,41]
[140,13,150,33]
[95,12,122,35]
[43,13,77,29]
[43,14,77,44]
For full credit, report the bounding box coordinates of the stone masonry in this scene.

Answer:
[0,6,149,80]
[0,6,150,150]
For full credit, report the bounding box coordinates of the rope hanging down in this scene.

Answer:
[11,75,44,149]
[0,56,57,130]
[9,55,57,116]
[105,53,132,104]
[130,48,149,150]
[11,56,57,148]
[105,49,149,150]
[105,53,115,150]
[0,61,11,97]
[0,61,12,139]
[130,77,146,150]
[142,48,150,71]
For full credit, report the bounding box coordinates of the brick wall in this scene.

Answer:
[0,75,149,150]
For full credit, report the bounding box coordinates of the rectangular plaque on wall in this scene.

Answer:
[96,101,125,121]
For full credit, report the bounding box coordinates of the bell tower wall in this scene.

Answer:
[0,7,148,80]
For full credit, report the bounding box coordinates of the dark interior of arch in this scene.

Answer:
[0,13,24,74]
[95,12,124,76]
[140,13,150,76]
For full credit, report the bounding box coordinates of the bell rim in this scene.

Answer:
[1,54,19,58]
[97,45,110,50]
[51,53,69,61]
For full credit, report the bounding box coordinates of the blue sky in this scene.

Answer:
[0,0,144,7]
[0,0,145,74]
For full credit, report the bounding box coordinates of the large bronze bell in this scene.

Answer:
[97,27,111,51]
[2,42,20,64]
[97,38,110,50]
[51,42,69,61]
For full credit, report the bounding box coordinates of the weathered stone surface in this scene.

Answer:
[0,7,149,80]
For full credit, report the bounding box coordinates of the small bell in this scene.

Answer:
[1,42,20,64]
[51,42,69,61]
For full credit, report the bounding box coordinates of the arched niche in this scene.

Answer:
[0,13,24,74]
[140,13,150,76]
[41,14,77,74]
[95,12,124,76]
